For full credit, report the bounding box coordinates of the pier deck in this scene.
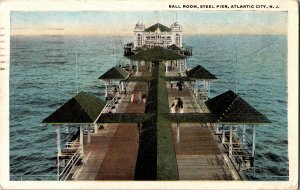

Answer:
[166,70,232,180]
[75,65,149,180]
[75,64,234,180]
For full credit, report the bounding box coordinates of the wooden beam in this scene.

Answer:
[166,113,217,123]
[96,113,154,123]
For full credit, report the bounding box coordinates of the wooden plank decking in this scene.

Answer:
[172,124,231,180]
[166,70,232,180]
[74,63,234,180]
[75,64,150,180]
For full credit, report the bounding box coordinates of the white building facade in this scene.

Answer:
[133,21,183,49]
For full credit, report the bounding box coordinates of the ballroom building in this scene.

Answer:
[133,21,183,49]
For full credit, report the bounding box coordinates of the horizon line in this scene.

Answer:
[10,33,287,37]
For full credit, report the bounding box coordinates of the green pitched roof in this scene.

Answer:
[144,23,172,32]
[42,91,106,124]
[98,66,129,80]
[205,90,270,124]
[187,65,217,80]
[129,46,186,61]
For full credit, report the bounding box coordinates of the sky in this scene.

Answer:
[10,11,287,36]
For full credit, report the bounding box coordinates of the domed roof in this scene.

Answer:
[136,21,142,27]
[170,22,182,30]
[134,21,145,30]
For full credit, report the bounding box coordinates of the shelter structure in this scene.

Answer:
[186,65,217,99]
[98,66,129,99]
[42,91,106,181]
[128,46,188,76]
[206,90,271,173]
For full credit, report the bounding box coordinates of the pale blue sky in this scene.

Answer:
[11,11,287,35]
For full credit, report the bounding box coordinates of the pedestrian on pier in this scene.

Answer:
[177,81,182,92]
[170,103,176,113]
[142,94,147,103]
[177,98,184,113]
[138,92,142,103]
[131,93,134,103]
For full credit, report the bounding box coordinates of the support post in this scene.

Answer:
[222,125,225,144]
[130,59,133,69]
[216,124,220,134]
[252,126,256,157]
[166,61,168,73]
[80,125,84,155]
[121,81,124,92]
[242,125,246,144]
[94,123,98,134]
[136,61,139,73]
[56,126,61,155]
[208,81,210,98]
[229,126,233,157]
[56,126,61,181]
[65,126,70,141]
[179,60,182,73]
[105,81,108,98]
[176,123,180,143]
[87,125,91,144]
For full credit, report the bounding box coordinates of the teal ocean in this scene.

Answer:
[10,35,288,180]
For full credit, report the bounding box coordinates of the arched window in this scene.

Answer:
[175,34,180,46]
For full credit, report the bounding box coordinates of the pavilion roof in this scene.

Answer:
[42,91,106,124]
[144,23,172,32]
[187,65,217,80]
[98,66,129,80]
[205,90,271,124]
[128,46,186,61]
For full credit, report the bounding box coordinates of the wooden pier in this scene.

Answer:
[71,62,234,180]
[42,45,270,181]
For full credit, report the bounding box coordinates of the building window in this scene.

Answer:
[137,34,142,46]
[175,34,180,46]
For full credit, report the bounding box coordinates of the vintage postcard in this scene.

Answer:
[0,0,298,189]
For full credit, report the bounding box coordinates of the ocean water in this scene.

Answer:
[10,35,288,180]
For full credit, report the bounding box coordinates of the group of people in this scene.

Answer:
[170,81,184,92]
[131,92,147,104]
[170,98,184,113]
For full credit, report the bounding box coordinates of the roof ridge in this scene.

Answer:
[218,94,239,120]
[74,92,95,122]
